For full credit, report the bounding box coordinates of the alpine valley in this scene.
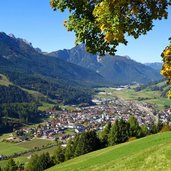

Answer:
[1,32,171,171]
[0,32,164,132]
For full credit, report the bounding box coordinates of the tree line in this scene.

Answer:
[0,102,40,134]
[0,103,39,123]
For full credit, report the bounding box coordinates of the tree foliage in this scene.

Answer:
[74,130,101,156]
[27,153,53,171]
[128,115,141,137]
[99,122,111,147]
[53,145,65,164]
[65,139,74,160]
[27,154,43,171]
[3,159,17,171]
[0,103,39,123]
[108,119,129,145]
[0,85,33,104]
[50,0,170,55]
[161,40,171,97]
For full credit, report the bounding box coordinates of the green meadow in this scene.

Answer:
[95,86,171,109]
[0,142,26,156]
[0,138,56,168]
[0,74,12,86]
[17,138,54,149]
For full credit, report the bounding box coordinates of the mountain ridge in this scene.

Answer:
[144,62,163,71]
[0,32,107,86]
[48,44,163,85]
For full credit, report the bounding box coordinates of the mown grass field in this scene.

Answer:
[0,145,58,168]
[0,142,27,156]
[47,131,171,171]
[0,138,54,154]
[17,138,54,149]
[0,138,56,168]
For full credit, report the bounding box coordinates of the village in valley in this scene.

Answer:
[7,94,171,145]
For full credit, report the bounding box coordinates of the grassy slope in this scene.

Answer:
[47,132,171,171]
[0,74,12,86]
[0,74,53,111]
[21,87,47,101]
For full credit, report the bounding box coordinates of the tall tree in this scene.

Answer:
[99,122,111,147]
[27,154,43,171]
[74,130,101,156]
[140,124,149,137]
[3,159,17,171]
[161,42,171,97]
[38,152,53,170]
[128,115,141,137]
[53,145,65,164]
[65,139,74,161]
[108,119,129,146]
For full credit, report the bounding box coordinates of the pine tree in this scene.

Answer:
[53,145,65,164]
[3,158,17,171]
[74,130,101,157]
[99,122,111,147]
[128,115,140,137]
[140,125,149,137]
[39,152,52,169]
[108,119,129,146]
[108,120,119,146]
[118,118,129,143]
[65,139,74,161]
[27,154,43,171]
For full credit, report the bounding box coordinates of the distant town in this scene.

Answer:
[7,96,171,145]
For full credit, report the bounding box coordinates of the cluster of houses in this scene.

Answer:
[10,97,171,144]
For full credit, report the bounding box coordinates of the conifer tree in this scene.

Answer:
[108,119,129,145]
[27,154,43,171]
[3,158,17,171]
[128,115,140,137]
[53,145,65,164]
[99,122,111,147]
[65,139,74,160]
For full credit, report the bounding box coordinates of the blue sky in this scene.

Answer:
[0,0,170,63]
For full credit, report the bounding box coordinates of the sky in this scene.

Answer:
[0,0,170,63]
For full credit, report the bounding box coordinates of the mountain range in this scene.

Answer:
[144,62,163,71]
[0,32,108,105]
[0,33,106,86]
[48,44,163,85]
[0,32,163,105]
